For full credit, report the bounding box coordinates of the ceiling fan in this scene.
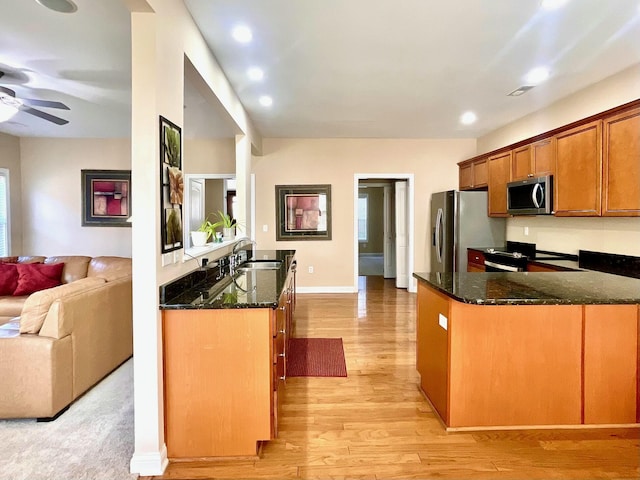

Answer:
[0,71,69,125]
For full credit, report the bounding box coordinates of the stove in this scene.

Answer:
[483,241,536,272]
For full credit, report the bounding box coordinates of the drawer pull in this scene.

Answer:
[279,306,286,311]
[278,353,286,358]
[279,376,286,381]
[279,329,286,334]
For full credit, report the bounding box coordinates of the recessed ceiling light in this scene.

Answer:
[460,111,477,125]
[35,0,78,13]
[232,25,253,43]
[259,96,273,107]
[247,67,264,81]
[525,66,550,85]
[540,0,570,10]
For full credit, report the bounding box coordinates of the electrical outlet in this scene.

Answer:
[308,266,314,274]
[262,224,268,232]
[524,226,529,236]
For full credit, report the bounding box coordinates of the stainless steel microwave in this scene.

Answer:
[507,175,553,215]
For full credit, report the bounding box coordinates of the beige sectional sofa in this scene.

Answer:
[0,255,132,419]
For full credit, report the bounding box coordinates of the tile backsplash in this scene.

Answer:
[506,216,640,256]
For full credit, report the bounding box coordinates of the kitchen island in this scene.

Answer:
[159,249,296,459]
[413,271,640,430]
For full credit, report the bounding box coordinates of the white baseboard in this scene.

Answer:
[297,286,358,294]
[130,444,169,476]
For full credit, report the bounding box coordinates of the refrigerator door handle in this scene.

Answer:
[435,208,443,264]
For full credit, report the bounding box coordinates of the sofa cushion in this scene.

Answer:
[19,276,106,334]
[0,295,29,318]
[14,263,65,296]
[87,256,131,281]
[44,256,92,284]
[17,256,46,264]
[0,264,19,295]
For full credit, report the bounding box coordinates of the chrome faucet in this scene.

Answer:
[232,237,257,255]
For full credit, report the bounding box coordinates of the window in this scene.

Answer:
[0,169,9,256]
[358,193,368,242]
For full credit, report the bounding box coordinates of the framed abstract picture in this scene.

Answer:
[159,115,184,253]
[275,184,332,241]
[81,169,131,227]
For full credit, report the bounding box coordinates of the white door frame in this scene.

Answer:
[353,173,416,293]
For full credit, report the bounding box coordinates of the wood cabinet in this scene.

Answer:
[163,264,296,459]
[417,283,584,428]
[459,158,488,190]
[487,150,511,217]
[457,101,640,218]
[416,281,639,429]
[602,107,640,216]
[583,305,638,424]
[467,249,485,272]
[511,138,555,181]
[163,308,273,458]
[554,120,602,216]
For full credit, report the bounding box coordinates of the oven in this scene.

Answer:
[483,249,528,272]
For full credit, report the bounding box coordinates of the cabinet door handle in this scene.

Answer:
[278,353,286,358]
[279,306,286,311]
[279,329,286,334]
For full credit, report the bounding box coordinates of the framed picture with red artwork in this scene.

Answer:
[81,169,131,227]
[275,184,332,241]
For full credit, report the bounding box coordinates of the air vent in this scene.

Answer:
[508,86,535,97]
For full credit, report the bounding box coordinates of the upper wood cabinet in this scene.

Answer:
[511,138,555,181]
[602,107,640,216]
[459,158,488,190]
[554,120,602,216]
[488,150,511,217]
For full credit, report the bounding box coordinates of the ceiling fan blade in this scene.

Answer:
[22,98,70,110]
[0,86,16,97]
[19,105,69,125]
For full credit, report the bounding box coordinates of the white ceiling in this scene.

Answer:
[0,0,639,139]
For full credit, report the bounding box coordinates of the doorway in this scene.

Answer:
[353,174,415,292]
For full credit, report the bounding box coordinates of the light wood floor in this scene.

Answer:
[149,276,639,480]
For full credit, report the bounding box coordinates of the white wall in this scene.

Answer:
[126,0,259,475]
[19,138,132,257]
[507,216,640,256]
[476,64,640,256]
[253,138,476,290]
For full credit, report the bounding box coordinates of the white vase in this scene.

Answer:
[191,231,209,247]
[222,227,235,240]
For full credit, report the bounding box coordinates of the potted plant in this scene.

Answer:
[190,215,216,247]
[210,210,243,240]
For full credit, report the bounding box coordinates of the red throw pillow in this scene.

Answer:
[13,263,65,296]
[0,263,19,296]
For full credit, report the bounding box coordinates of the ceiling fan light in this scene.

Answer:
[35,0,78,14]
[0,102,19,123]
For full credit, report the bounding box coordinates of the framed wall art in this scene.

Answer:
[159,115,184,253]
[275,184,332,241]
[81,169,131,227]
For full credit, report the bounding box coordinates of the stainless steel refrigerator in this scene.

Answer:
[430,190,506,273]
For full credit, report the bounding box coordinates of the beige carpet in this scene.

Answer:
[0,358,136,480]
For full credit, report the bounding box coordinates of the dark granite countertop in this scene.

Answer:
[413,271,640,305]
[160,249,296,309]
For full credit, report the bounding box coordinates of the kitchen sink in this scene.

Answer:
[238,261,282,270]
